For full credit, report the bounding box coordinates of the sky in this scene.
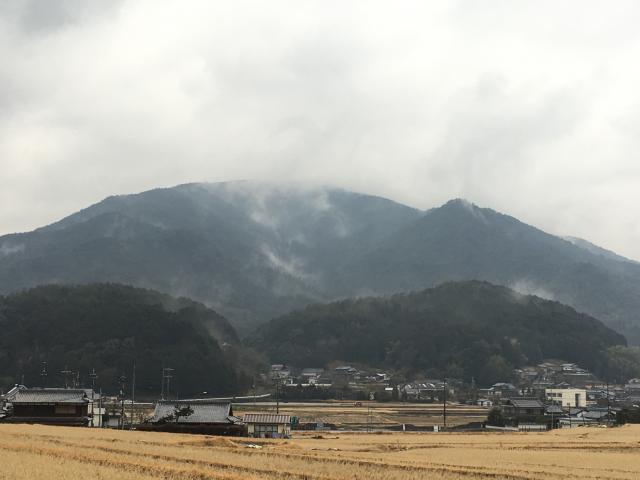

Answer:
[1,0,640,260]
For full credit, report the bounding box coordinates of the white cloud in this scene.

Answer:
[1,0,640,259]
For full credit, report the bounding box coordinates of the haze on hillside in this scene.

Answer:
[1,1,640,260]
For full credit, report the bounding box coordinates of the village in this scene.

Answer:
[1,359,639,436]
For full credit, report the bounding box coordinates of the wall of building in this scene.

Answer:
[545,389,587,407]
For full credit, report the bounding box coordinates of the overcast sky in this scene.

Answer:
[1,1,640,259]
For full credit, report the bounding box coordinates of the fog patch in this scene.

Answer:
[0,242,25,257]
[457,199,489,225]
[509,279,555,302]
[261,245,309,280]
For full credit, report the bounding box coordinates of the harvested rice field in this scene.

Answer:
[1,423,639,479]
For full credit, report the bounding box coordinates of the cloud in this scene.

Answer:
[1,0,640,259]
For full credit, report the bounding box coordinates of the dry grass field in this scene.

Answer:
[1,423,639,480]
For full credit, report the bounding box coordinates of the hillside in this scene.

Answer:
[0,284,248,396]
[248,281,626,386]
[1,181,640,341]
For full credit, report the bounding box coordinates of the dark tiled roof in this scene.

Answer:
[243,413,291,424]
[510,399,544,408]
[151,400,237,424]
[12,389,88,404]
[545,405,564,414]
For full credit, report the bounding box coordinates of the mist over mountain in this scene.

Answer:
[0,181,639,342]
[248,281,626,386]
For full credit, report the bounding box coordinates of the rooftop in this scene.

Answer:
[151,400,239,424]
[243,413,291,424]
[12,389,89,405]
[509,399,544,409]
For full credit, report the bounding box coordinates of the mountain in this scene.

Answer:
[563,236,637,264]
[0,182,420,333]
[247,281,627,386]
[339,199,640,343]
[0,283,249,396]
[0,181,639,342]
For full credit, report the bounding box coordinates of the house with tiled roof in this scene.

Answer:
[142,399,244,436]
[5,388,90,426]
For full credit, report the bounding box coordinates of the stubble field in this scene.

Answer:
[1,423,639,480]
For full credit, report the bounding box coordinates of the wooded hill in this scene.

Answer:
[0,284,249,396]
[248,281,627,386]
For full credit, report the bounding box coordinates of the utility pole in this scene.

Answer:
[606,381,611,426]
[162,367,174,400]
[119,374,126,430]
[89,368,98,427]
[99,388,103,428]
[252,377,257,408]
[275,379,280,414]
[40,362,48,388]
[443,378,447,430]
[130,362,136,429]
[61,366,72,389]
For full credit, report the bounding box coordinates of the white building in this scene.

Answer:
[545,388,587,408]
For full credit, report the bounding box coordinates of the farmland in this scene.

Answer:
[233,401,488,430]
[1,424,640,479]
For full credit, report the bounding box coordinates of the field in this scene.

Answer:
[234,401,488,429]
[1,424,640,479]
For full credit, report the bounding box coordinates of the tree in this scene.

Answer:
[487,407,505,427]
[173,404,194,423]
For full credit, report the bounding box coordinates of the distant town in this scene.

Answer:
[2,358,639,436]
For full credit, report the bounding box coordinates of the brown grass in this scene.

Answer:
[1,423,639,479]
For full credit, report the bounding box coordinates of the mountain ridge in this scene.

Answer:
[1,181,639,342]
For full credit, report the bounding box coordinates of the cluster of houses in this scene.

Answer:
[269,364,392,399]
[476,361,640,430]
[0,386,292,438]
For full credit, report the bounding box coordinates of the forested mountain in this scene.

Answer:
[248,281,627,386]
[0,284,249,396]
[1,181,639,342]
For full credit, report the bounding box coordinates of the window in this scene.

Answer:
[254,424,278,435]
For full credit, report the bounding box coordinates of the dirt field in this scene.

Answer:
[1,423,639,479]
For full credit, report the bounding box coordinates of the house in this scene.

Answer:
[5,388,90,426]
[558,409,615,428]
[332,366,359,387]
[545,388,587,408]
[270,364,292,381]
[476,398,493,407]
[625,379,640,395]
[243,413,291,438]
[142,399,244,435]
[501,398,545,425]
[487,383,519,399]
[300,368,324,384]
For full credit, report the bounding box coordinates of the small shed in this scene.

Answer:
[7,388,90,426]
[243,413,291,438]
